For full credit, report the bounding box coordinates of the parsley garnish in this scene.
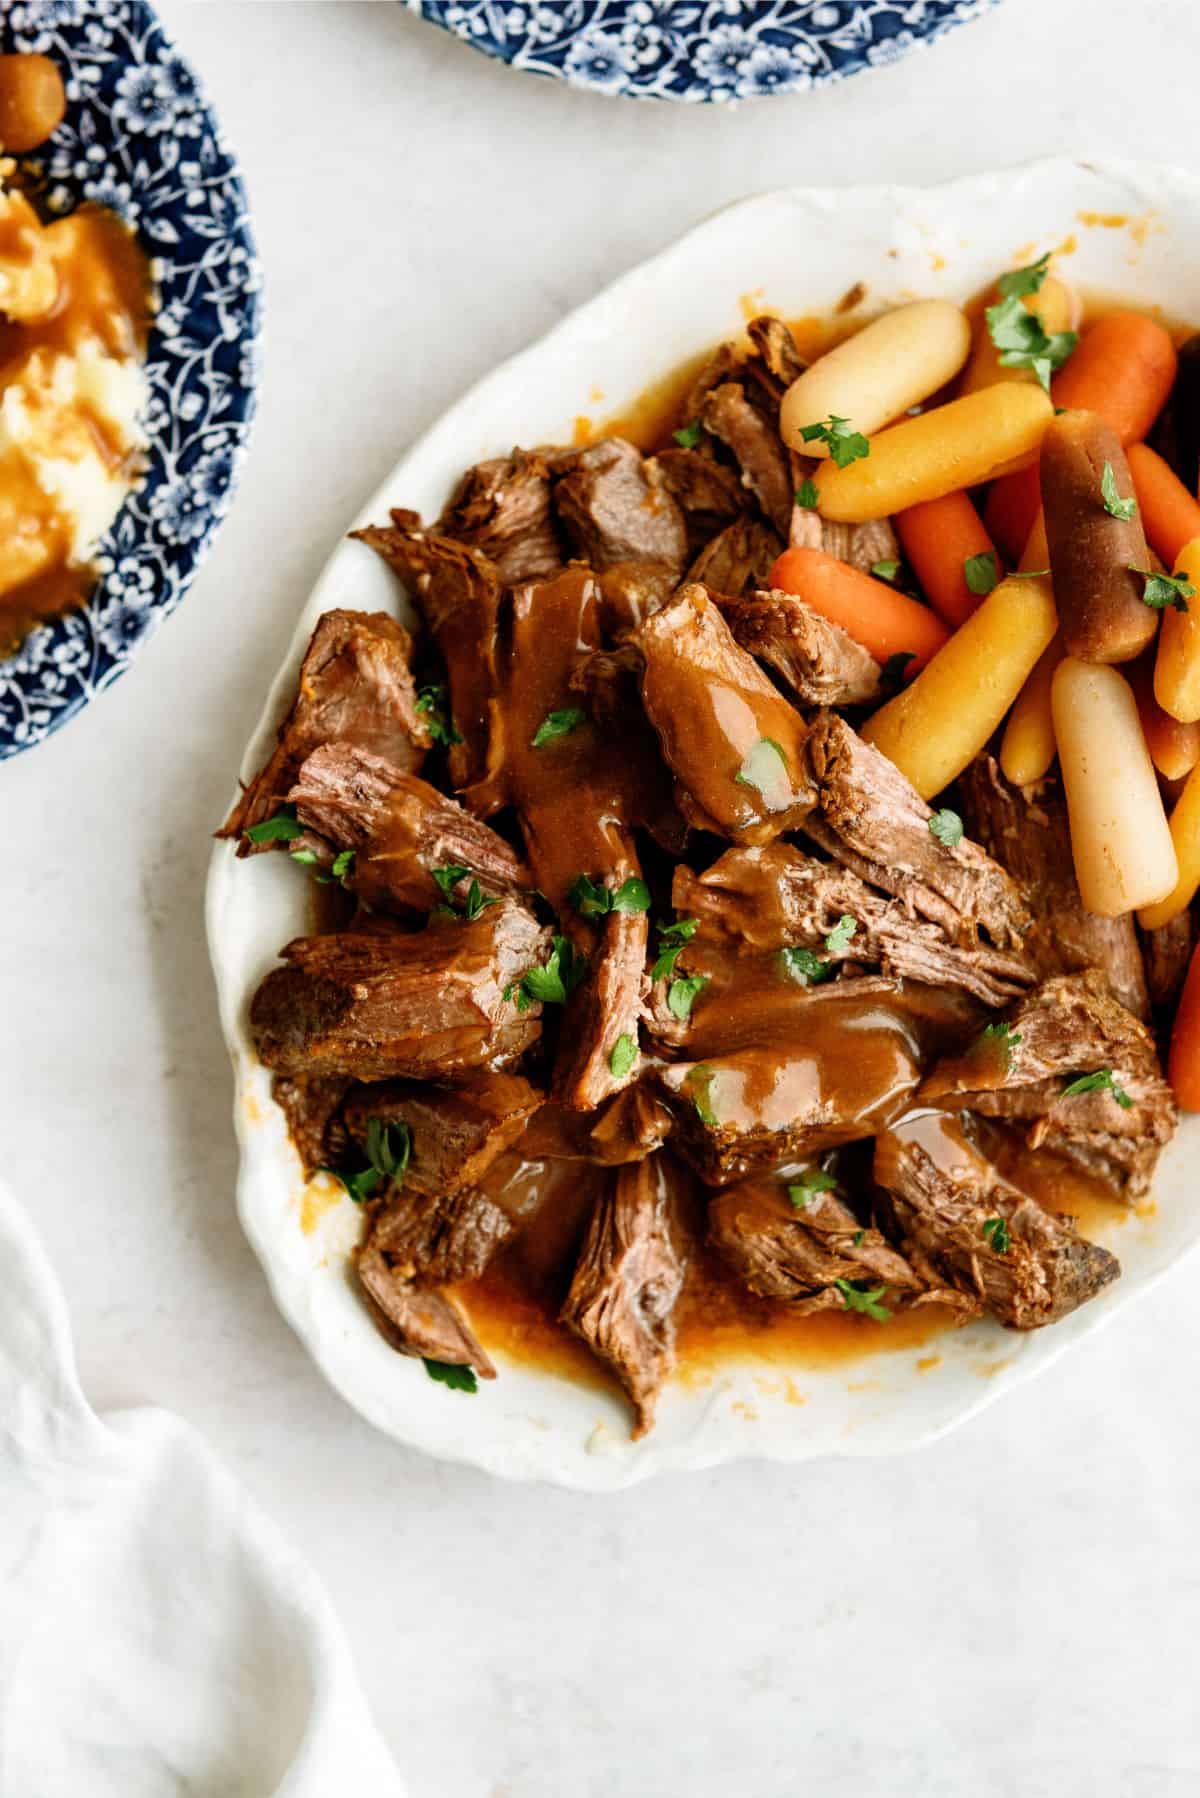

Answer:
[985,284,1078,392]
[870,559,900,583]
[331,849,355,883]
[979,1020,1023,1068]
[824,914,858,956]
[880,651,915,694]
[795,478,820,509]
[982,1216,1011,1255]
[853,1229,865,1248]
[835,1278,891,1322]
[734,737,790,800]
[416,684,463,747]
[963,550,999,596]
[532,707,586,748]
[997,252,1051,300]
[609,1033,639,1078]
[290,847,319,867]
[928,808,964,848]
[1132,568,1194,612]
[568,873,651,918]
[1061,1068,1134,1109]
[799,414,870,468]
[1100,461,1137,521]
[667,975,708,1020]
[510,935,587,1011]
[673,420,703,449]
[431,865,500,922]
[651,916,699,981]
[324,1115,411,1205]
[431,863,469,899]
[688,1065,719,1126]
[423,1359,477,1393]
[780,945,832,985]
[787,1168,838,1208]
[245,806,302,844]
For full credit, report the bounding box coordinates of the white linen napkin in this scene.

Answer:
[0,1178,406,1797]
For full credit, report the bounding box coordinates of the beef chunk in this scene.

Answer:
[555,438,687,573]
[920,971,1177,1203]
[647,448,746,556]
[353,516,503,801]
[679,342,742,421]
[437,447,561,584]
[553,906,648,1111]
[655,984,927,1185]
[787,507,902,577]
[595,560,680,636]
[709,1174,970,1315]
[1140,910,1196,1015]
[343,1072,541,1199]
[560,1154,686,1437]
[249,902,548,1082]
[873,1111,1120,1328]
[721,588,882,708]
[634,585,815,844]
[272,1074,350,1178]
[743,315,807,410]
[290,742,527,916]
[674,843,1034,1009]
[700,382,793,535]
[355,1241,495,1378]
[959,756,1149,1019]
[363,1187,514,1285]
[219,610,431,850]
[685,518,783,597]
[588,1083,675,1164]
[803,711,1033,951]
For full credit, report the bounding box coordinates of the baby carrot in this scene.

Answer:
[1126,442,1200,567]
[1137,761,1200,931]
[1155,536,1200,723]
[768,545,949,670]
[1129,655,1200,781]
[1051,311,1177,444]
[1167,941,1200,1110]
[999,636,1064,786]
[894,491,1002,629]
[984,464,1042,564]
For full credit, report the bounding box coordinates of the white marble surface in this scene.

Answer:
[6,2,1200,1792]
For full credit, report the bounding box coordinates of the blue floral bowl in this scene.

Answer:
[408,0,999,102]
[0,0,260,762]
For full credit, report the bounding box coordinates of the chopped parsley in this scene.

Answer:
[532,707,586,748]
[568,873,652,918]
[787,1168,838,1208]
[416,684,463,747]
[431,865,500,922]
[852,1229,865,1249]
[431,863,470,899]
[871,558,900,583]
[508,934,587,1011]
[609,1033,639,1078]
[673,420,703,449]
[799,414,870,468]
[982,1216,1011,1255]
[1100,461,1137,521]
[290,847,319,867]
[928,808,964,848]
[324,1115,411,1206]
[795,478,820,509]
[985,267,1078,391]
[1132,568,1194,613]
[963,550,1000,597]
[979,1020,1023,1068]
[331,849,355,883]
[734,736,791,801]
[835,1278,891,1322]
[423,1359,477,1393]
[1061,1068,1134,1109]
[687,1064,719,1126]
[651,916,699,981]
[880,650,916,694]
[667,974,708,1020]
[824,913,858,956]
[780,945,832,985]
[245,806,302,845]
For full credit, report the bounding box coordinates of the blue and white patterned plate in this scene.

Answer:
[0,0,260,761]
[409,0,999,102]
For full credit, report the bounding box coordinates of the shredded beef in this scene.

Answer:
[554,438,688,573]
[721,588,882,708]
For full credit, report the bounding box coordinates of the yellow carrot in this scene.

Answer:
[1137,762,1200,930]
[999,635,1064,786]
[861,570,1057,798]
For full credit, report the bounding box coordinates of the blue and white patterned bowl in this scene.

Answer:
[409,0,999,102]
[0,0,260,762]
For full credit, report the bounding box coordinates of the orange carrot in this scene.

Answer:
[1126,442,1200,567]
[984,464,1042,564]
[894,491,1002,629]
[1051,311,1177,444]
[769,546,949,671]
[1129,654,1200,781]
[1168,940,1200,1110]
